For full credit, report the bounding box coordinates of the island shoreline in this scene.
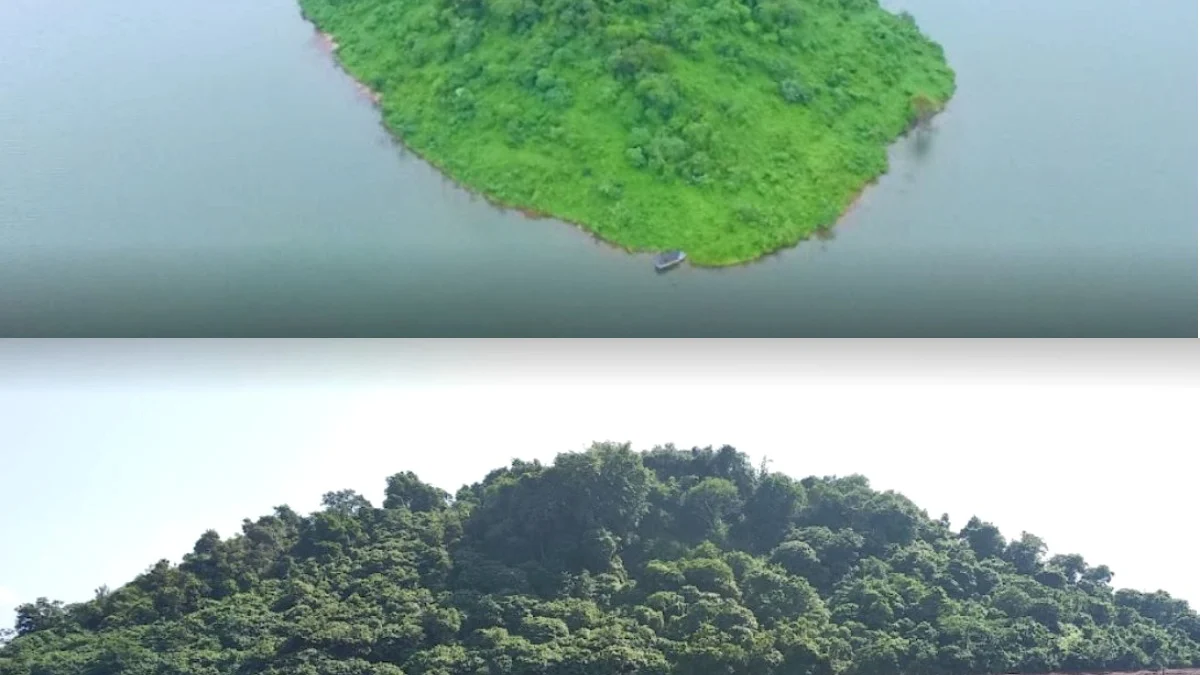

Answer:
[309,23,650,261]
[304,14,946,269]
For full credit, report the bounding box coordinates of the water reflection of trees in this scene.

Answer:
[912,124,934,158]
[810,223,836,253]
[908,94,939,159]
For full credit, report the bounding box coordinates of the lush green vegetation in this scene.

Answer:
[297,0,955,265]
[4,443,1197,675]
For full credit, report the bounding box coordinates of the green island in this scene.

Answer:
[297,0,955,265]
[3,443,1198,675]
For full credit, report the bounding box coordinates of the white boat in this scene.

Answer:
[654,250,686,272]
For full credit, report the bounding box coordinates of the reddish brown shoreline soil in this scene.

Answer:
[303,20,943,267]
[313,31,381,105]
[1008,670,1200,675]
[305,24,644,258]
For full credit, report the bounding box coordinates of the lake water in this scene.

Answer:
[1,0,1195,336]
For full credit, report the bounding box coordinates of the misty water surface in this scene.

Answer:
[0,0,1195,335]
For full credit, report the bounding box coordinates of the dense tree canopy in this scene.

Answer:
[297,0,955,265]
[3,443,1197,675]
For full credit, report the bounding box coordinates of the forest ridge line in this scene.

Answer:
[2,443,1196,674]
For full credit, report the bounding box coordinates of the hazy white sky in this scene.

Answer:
[0,341,1196,628]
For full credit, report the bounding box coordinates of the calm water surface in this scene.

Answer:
[0,0,1195,335]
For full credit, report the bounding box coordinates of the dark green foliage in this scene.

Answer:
[779,78,812,104]
[3,443,1198,675]
[384,472,451,513]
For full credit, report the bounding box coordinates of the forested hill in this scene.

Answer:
[3,444,1198,675]
[297,0,955,265]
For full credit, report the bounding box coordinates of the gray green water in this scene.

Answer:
[1,0,1195,336]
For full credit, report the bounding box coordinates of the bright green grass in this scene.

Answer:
[299,0,954,265]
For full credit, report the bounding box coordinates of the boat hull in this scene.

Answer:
[654,252,687,272]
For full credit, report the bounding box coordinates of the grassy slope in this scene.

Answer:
[298,0,954,265]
